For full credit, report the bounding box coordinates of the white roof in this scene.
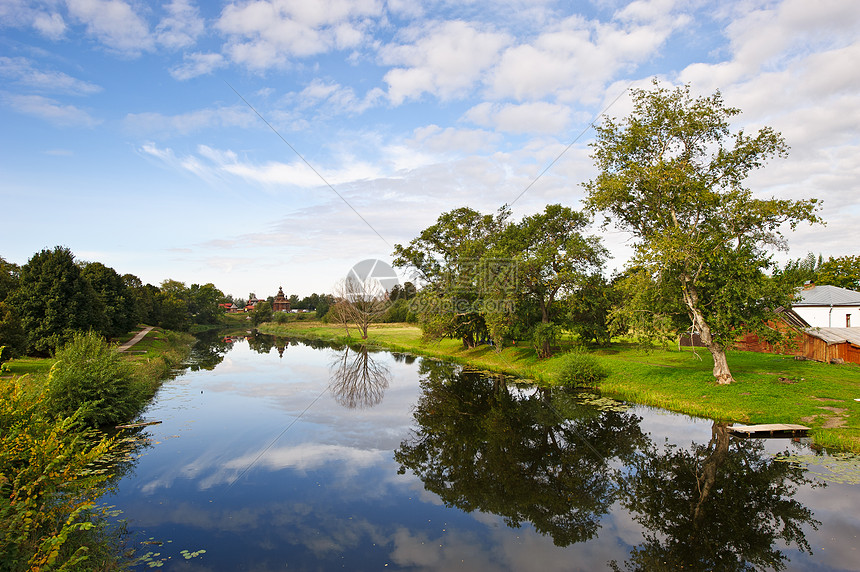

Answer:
[793,285,860,307]
[804,327,860,345]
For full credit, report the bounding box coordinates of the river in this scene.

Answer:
[105,333,860,571]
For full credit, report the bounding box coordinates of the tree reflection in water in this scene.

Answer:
[612,421,821,572]
[395,359,648,546]
[396,359,820,567]
[329,345,392,409]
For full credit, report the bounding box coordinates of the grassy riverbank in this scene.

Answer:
[0,325,195,571]
[260,320,860,452]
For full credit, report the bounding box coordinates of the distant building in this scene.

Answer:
[273,286,291,313]
[791,284,860,328]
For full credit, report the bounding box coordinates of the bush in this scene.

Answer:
[1,375,125,571]
[555,351,608,387]
[45,331,144,427]
[273,312,290,324]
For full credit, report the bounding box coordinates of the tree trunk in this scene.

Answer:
[681,280,735,384]
[692,421,730,525]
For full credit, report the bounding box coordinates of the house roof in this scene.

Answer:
[804,327,860,346]
[793,285,860,307]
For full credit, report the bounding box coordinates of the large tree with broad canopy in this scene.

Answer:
[585,81,821,384]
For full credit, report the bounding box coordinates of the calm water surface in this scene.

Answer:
[107,334,860,571]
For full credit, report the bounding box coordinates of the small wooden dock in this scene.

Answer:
[728,423,810,438]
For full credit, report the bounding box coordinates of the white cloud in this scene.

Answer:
[169,52,227,80]
[156,0,205,49]
[489,8,687,104]
[380,20,511,104]
[464,101,571,134]
[32,10,67,38]
[291,79,385,115]
[216,0,383,69]
[409,125,501,154]
[0,57,102,95]
[3,93,100,126]
[0,1,67,39]
[123,105,255,135]
[65,0,154,55]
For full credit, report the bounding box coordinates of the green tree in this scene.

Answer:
[585,81,821,384]
[816,255,860,290]
[774,253,821,289]
[393,206,511,348]
[10,247,105,355]
[0,256,19,302]
[187,283,224,325]
[249,300,273,326]
[498,204,607,356]
[566,273,616,345]
[81,262,137,337]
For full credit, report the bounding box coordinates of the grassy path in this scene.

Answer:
[260,320,860,452]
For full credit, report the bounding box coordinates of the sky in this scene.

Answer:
[1,0,858,298]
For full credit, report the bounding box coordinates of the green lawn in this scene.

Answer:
[261,320,860,452]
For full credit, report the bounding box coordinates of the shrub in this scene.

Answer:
[555,351,608,387]
[1,375,125,571]
[273,311,290,324]
[45,331,144,427]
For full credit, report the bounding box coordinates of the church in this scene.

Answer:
[273,286,291,313]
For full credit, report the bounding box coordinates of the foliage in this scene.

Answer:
[531,322,559,358]
[187,283,225,325]
[249,301,273,326]
[10,247,104,355]
[45,331,144,428]
[613,423,818,571]
[0,301,27,360]
[0,375,125,571]
[393,205,604,354]
[585,80,821,383]
[816,255,860,291]
[0,256,19,302]
[555,351,608,387]
[395,360,646,547]
[81,262,137,338]
[566,273,616,345]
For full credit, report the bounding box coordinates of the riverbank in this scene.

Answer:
[0,325,196,571]
[260,320,860,452]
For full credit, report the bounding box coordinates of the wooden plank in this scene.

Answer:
[728,423,809,436]
[115,420,162,429]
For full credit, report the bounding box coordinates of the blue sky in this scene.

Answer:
[1,0,858,298]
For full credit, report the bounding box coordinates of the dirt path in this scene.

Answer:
[118,326,154,352]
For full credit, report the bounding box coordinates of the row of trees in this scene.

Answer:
[390,81,827,386]
[0,246,227,359]
[392,204,608,357]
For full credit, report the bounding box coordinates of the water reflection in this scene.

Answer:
[397,361,820,566]
[395,359,648,547]
[107,334,847,570]
[329,345,392,409]
[613,421,820,571]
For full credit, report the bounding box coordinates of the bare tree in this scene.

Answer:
[331,274,387,339]
[329,345,391,409]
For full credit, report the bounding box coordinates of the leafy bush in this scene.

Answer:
[1,375,125,571]
[555,351,608,387]
[272,311,290,324]
[45,331,144,427]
